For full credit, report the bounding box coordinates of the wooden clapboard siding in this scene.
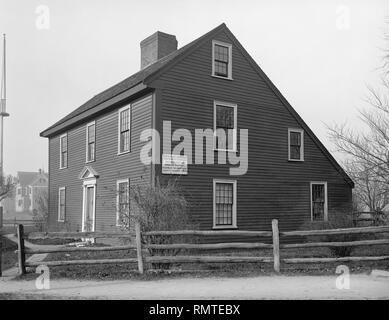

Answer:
[152,29,352,232]
[48,94,153,232]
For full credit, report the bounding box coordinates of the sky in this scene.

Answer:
[0,0,388,176]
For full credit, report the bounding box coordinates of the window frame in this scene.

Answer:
[86,121,96,163]
[212,40,233,80]
[59,133,68,169]
[58,187,66,222]
[310,182,328,222]
[213,179,237,229]
[116,179,130,227]
[288,128,304,162]
[117,105,131,155]
[213,100,238,152]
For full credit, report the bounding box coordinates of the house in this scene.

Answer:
[40,23,354,234]
[14,170,48,213]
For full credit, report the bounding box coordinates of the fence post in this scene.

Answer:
[17,224,26,275]
[135,220,144,274]
[0,206,3,228]
[0,235,2,277]
[272,219,280,273]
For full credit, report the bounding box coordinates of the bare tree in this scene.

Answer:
[0,174,14,202]
[328,20,389,212]
[344,160,389,211]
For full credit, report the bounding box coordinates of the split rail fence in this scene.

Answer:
[1,219,389,277]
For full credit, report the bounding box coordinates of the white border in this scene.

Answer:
[288,128,304,161]
[59,133,68,169]
[117,105,131,155]
[86,121,96,163]
[213,100,237,152]
[213,179,237,229]
[310,181,328,222]
[212,40,233,80]
[58,187,66,222]
[116,178,129,227]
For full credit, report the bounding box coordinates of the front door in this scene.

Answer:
[83,185,95,232]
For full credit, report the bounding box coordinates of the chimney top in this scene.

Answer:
[140,31,177,69]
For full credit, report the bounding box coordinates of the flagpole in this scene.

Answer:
[0,33,9,181]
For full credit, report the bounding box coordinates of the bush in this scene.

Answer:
[300,211,358,257]
[120,178,197,269]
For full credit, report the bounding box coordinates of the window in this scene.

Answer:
[213,179,237,228]
[58,187,66,222]
[311,182,328,221]
[17,188,21,195]
[60,133,68,169]
[117,179,129,226]
[18,200,23,207]
[214,101,237,151]
[118,106,131,154]
[288,128,304,161]
[212,40,232,79]
[86,122,96,162]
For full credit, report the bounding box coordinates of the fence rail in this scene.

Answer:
[2,220,389,277]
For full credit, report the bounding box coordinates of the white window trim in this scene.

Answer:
[81,179,97,232]
[116,178,129,227]
[213,100,238,152]
[58,187,66,222]
[212,40,233,80]
[117,105,131,155]
[86,121,96,163]
[310,182,328,222]
[288,128,304,162]
[59,133,68,169]
[213,179,237,229]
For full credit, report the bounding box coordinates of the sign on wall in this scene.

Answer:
[162,154,188,175]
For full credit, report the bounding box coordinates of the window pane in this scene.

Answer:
[289,131,302,160]
[88,124,95,143]
[290,132,301,146]
[88,142,95,161]
[312,184,325,221]
[216,106,234,129]
[214,61,228,77]
[119,109,130,152]
[215,183,234,226]
[215,45,229,62]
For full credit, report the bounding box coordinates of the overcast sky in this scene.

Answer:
[0,0,387,176]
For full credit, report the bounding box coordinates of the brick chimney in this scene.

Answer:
[140,31,177,69]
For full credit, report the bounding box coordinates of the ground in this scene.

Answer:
[0,274,389,299]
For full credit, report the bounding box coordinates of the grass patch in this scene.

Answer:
[13,242,387,280]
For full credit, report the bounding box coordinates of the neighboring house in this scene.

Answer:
[40,23,354,234]
[15,170,48,213]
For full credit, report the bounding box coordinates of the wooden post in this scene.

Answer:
[135,220,144,274]
[0,235,2,277]
[0,206,3,228]
[272,219,280,273]
[17,224,26,275]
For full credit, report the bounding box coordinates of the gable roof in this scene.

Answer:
[40,24,226,138]
[17,172,40,187]
[30,172,48,186]
[40,23,353,188]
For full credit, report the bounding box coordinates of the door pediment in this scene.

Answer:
[78,166,99,180]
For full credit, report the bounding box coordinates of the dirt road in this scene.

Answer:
[1,274,388,299]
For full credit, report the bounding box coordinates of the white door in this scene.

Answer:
[83,185,95,232]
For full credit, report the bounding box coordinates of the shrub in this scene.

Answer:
[120,178,197,269]
[300,211,358,257]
